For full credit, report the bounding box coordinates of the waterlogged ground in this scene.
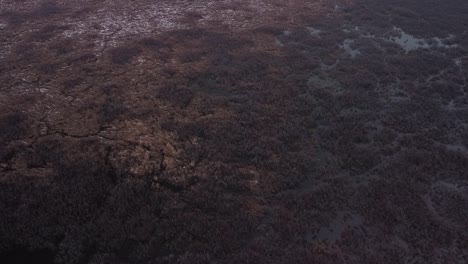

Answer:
[1,0,468,263]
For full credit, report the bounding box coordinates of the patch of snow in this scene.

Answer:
[454,58,462,67]
[56,0,297,49]
[306,27,322,37]
[342,25,360,33]
[388,27,429,52]
[274,38,284,47]
[362,33,375,39]
[387,26,458,53]
[340,39,360,58]
[340,25,459,57]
